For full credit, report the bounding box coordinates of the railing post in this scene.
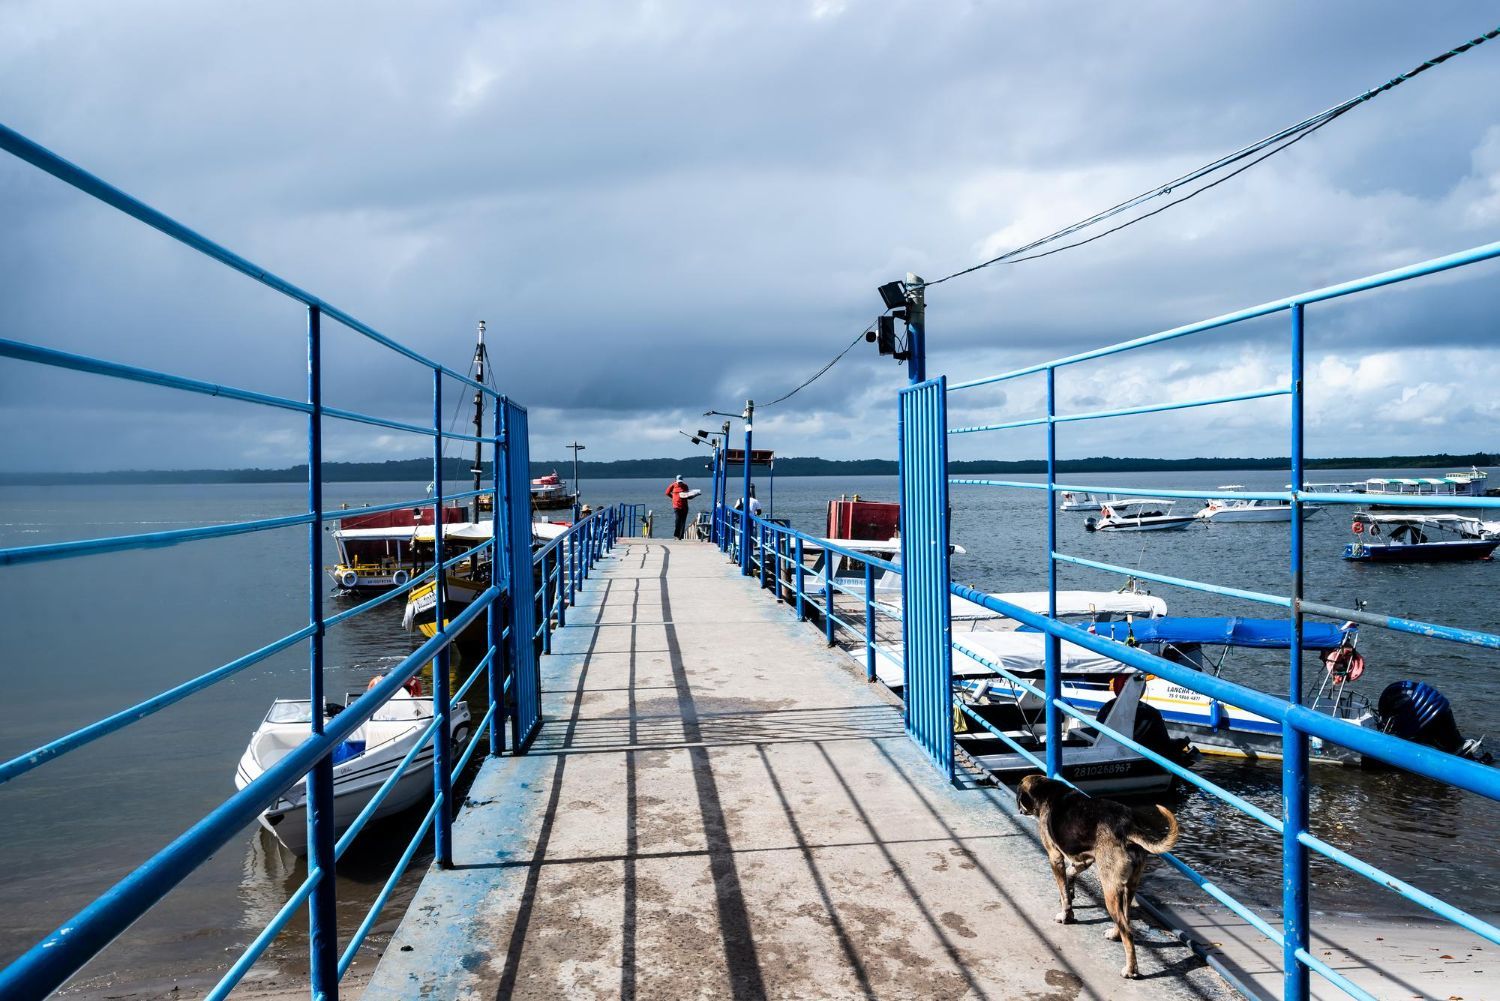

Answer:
[555,542,567,629]
[1283,301,1310,1001]
[795,536,805,621]
[489,421,506,758]
[864,562,876,683]
[759,523,770,588]
[431,368,454,870]
[567,530,577,595]
[1044,365,1062,779]
[774,530,786,603]
[741,400,753,575]
[823,554,835,647]
[304,305,338,1000]
[541,548,553,655]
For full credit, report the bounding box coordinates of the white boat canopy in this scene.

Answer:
[1361,513,1485,525]
[819,537,968,555]
[950,590,1167,622]
[413,521,494,543]
[952,630,1127,679]
[1103,498,1175,509]
[331,526,417,541]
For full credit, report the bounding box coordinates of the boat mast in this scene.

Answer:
[471,321,486,523]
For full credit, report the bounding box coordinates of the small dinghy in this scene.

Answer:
[235,678,472,855]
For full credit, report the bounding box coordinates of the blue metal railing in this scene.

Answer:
[936,237,1500,1001]
[723,237,1500,1000]
[0,121,627,999]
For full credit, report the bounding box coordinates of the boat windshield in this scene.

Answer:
[266,700,315,724]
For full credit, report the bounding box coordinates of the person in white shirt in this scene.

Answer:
[745,484,762,518]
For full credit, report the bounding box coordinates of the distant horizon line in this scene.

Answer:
[1,451,1493,485]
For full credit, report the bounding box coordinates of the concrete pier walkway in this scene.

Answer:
[366,539,1231,1000]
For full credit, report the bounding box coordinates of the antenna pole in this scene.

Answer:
[471,321,487,522]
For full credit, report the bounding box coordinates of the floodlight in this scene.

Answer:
[877,280,907,310]
[877,315,897,356]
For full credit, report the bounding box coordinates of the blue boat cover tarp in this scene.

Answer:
[1023,616,1352,650]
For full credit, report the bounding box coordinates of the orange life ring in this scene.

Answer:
[1351,520,1364,534]
[1322,647,1365,683]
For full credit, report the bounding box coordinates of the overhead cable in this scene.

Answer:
[920,23,1500,289]
[758,321,879,409]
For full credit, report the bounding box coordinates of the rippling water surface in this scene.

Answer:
[1,471,1496,991]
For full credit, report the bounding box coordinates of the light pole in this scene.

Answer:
[693,423,731,545]
[566,441,585,522]
[741,399,754,574]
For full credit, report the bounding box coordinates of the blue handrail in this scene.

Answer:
[726,235,1500,1001]
[935,236,1500,1001]
[0,118,631,1000]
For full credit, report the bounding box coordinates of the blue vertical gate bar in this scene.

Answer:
[1283,301,1310,1000]
[431,370,454,869]
[741,409,753,574]
[1044,365,1062,778]
[898,377,954,780]
[503,400,542,748]
[304,305,338,999]
[489,425,507,758]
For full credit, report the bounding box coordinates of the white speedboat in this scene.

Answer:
[1058,491,1106,512]
[235,685,472,855]
[1195,490,1321,523]
[1085,499,1196,532]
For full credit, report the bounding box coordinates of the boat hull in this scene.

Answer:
[236,701,472,856]
[1343,540,1498,562]
[1198,506,1320,523]
[982,677,1371,767]
[247,754,437,855]
[531,494,576,511]
[328,565,419,591]
[1091,516,1196,532]
[404,575,492,652]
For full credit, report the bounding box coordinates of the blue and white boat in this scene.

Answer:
[1343,513,1500,563]
[966,615,1490,767]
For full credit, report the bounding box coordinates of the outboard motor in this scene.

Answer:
[1084,516,1098,533]
[1097,695,1195,769]
[1375,680,1485,760]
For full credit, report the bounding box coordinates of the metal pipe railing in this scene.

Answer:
[0,114,641,1001]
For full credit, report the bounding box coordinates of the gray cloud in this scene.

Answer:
[2,1,1499,470]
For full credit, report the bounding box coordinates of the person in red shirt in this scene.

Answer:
[665,475,691,539]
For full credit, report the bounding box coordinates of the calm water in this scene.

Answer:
[1,471,1497,992]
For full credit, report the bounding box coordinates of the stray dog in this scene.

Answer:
[1015,775,1179,978]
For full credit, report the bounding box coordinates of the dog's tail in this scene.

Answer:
[1127,805,1179,854]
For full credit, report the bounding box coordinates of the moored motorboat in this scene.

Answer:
[1085,499,1196,532]
[1194,488,1321,523]
[956,672,1191,794]
[531,471,576,511]
[1363,466,1489,507]
[1343,513,1500,562]
[971,615,1492,767]
[1059,491,1106,512]
[327,505,469,592]
[234,683,472,855]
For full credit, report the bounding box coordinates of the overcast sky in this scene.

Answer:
[3,1,1499,470]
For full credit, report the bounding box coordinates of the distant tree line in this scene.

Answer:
[2,452,1494,486]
